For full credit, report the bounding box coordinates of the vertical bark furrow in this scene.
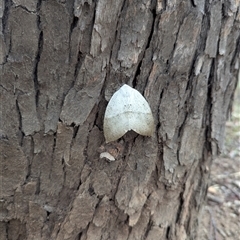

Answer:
[0,0,11,64]
[3,7,41,136]
[33,3,43,109]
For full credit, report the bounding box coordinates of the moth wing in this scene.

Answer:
[104,85,131,142]
[103,84,154,143]
[127,87,154,136]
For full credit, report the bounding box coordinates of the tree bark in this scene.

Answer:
[0,0,239,239]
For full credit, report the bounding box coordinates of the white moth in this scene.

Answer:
[103,84,154,143]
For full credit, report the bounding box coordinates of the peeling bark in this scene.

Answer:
[1,0,239,239]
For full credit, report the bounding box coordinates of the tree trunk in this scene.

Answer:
[1,0,239,239]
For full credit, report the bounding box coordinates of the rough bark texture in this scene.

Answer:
[0,0,239,239]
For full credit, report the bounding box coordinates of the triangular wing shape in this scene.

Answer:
[103,84,154,143]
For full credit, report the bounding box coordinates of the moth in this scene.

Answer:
[103,84,154,143]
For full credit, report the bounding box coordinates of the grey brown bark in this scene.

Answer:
[0,0,239,239]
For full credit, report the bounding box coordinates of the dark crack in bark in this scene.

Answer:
[33,2,43,107]
[15,98,24,146]
[2,0,12,34]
